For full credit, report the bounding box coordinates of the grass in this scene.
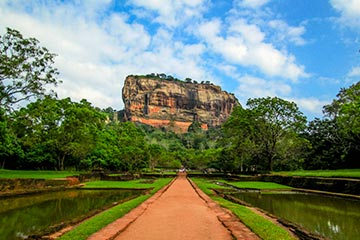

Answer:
[0,169,82,179]
[215,197,296,240]
[83,179,159,189]
[191,178,296,240]
[59,195,148,240]
[219,180,292,190]
[275,169,360,178]
[58,178,172,240]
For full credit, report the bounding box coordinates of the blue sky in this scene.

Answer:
[1,0,360,120]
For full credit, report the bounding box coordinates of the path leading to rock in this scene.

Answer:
[88,174,260,240]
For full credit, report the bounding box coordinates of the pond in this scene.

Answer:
[0,189,144,239]
[231,190,360,240]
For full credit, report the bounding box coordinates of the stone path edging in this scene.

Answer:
[87,177,177,240]
[187,177,261,240]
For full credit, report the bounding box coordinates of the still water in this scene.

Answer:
[0,189,143,239]
[231,191,360,240]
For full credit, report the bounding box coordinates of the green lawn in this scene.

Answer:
[0,169,82,179]
[83,179,163,190]
[275,169,360,178]
[59,178,172,240]
[59,195,149,240]
[220,180,292,190]
[191,178,296,240]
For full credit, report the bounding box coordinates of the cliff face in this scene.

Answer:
[122,75,240,133]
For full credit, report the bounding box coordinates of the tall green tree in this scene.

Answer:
[55,99,105,170]
[222,97,307,172]
[0,108,22,168]
[246,97,307,171]
[305,118,343,169]
[0,28,60,110]
[319,81,360,168]
[222,107,258,172]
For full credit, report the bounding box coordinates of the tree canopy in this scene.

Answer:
[0,28,60,110]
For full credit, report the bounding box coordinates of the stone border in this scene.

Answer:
[187,177,261,240]
[86,177,177,240]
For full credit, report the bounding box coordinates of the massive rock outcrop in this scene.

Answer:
[122,75,240,133]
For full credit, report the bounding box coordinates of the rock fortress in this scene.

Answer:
[122,74,240,133]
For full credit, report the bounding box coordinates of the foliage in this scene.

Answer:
[304,118,343,169]
[0,108,23,168]
[3,95,153,171]
[0,28,60,110]
[9,97,105,170]
[305,81,360,169]
[221,97,308,172]
[246,97,307,171]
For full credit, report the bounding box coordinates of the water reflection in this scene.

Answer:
[0,189,143,239]
[231,191,360,240]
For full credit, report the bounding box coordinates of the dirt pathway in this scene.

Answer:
[88,174,260,240]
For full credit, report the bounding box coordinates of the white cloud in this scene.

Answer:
[198,18,222,37]
[0,0,323,119]
[268,20,306,46]
[229,19,265,43]
[347,66,360,77]
[330,0,360,29]
[330,0,360,18]
[236,0,271,9]
[234,75,327,117]
[127,0,208,27]
[236,75,292,99]
[0,0,214,110]
[289,97,328,118]
[197,19,308,81]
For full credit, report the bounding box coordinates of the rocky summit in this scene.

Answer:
[122,75,240,133]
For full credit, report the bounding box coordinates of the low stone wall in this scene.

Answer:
[0,177,80,196]
[231,175,360,195]
[187,173,360,195]
[261,175,360,195]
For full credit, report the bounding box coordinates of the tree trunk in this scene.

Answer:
[58,155,65,171]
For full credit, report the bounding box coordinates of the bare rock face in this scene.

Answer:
[122,75,240,133]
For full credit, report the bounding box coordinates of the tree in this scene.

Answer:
[112,121,148,172]
[222,98,307,172]
[148,144,163,170]
[12,97,105,170]
[0,28,60,110]
[0,108,23,168]
[222,107,259,172]
[246,97,307,171]
[304,118,343,169]
[188,121,202,133]
[320,81,360,168]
